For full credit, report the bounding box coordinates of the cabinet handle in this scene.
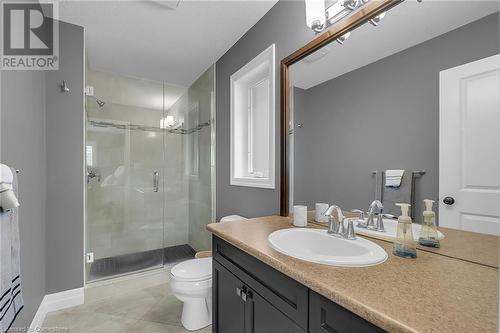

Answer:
[237,286,252,302]
[241,289,253,302]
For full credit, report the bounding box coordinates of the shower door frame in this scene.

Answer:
[83,65,218,284]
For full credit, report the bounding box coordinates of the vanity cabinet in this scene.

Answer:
[213,236,308,333]
[213,261,306,333]
[212,236,385,333]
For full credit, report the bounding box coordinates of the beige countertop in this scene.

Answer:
[306,211,499,268]
[207,216,499,333]
[417,226,499,268]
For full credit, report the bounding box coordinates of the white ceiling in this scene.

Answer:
[290,1,500,89]
[59,0,278,87]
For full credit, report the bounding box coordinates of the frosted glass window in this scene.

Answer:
[86,144,95,167]
[230,44,275,189]
[247,79,270,178]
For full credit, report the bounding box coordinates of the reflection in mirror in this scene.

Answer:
[288,0,499,254]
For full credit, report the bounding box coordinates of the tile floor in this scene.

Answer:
[42,268,212,333]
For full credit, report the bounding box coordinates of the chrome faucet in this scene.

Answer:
[364,200,385,232]
[324,205,356,240]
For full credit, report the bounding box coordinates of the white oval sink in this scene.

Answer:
[268,228,387,267]
[354,218,445,241]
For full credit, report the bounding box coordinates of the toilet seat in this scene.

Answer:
[171,257,212,282]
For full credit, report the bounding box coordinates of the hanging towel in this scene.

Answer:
[0,166,24,331]
[385,169,405,188]
[382,170,414,218]
[0,165,20,211]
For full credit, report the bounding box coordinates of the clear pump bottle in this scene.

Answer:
[418,199,440,248]
[393,203,417,258]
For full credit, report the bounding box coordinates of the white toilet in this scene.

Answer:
[170,215,246,331]
[170,257,212,331]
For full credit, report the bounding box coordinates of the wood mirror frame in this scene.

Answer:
[279,0,403,216]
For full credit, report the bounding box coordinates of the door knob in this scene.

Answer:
[443,197,455,205]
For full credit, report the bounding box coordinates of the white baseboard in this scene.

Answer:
[29,287,84,330]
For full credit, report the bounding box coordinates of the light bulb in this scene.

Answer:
[305,0,326,32]
[336,31,351,44]
[369,11,386,26]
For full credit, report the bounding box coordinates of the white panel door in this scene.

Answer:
[439,54,500,236]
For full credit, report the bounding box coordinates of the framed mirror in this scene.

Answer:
[280,0,499,266]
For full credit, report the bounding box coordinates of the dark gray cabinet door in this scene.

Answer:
[309,291,385,333]
[245,289,307,333]
[213,262,245,333]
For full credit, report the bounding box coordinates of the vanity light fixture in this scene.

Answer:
[304,0,391,33]
[305,0,370,33]
[305,0,326,33]
[368,11,386,26]
[336,31,351,44]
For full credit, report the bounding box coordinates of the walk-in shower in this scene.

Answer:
[84,66,215,282]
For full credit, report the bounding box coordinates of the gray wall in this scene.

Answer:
[0,20,84,328]
[1,71,47,328]
[293,13,500,219]
[216,0,315,219]
[45,21,85,293]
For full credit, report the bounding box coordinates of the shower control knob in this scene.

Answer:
[443,197,455,205]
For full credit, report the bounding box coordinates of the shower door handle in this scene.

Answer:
[153,171,159,192]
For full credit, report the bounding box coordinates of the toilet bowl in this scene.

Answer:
[171,215,247,331]
[170,257,212,331]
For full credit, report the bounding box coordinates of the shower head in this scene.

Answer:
[85,88,106,109]
[95,99,106,108]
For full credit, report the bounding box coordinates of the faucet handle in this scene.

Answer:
[351,209,367,228]
[346,218,357,240]
[350,209,365,220]
[375,213,385,232]
[337,216,346,236]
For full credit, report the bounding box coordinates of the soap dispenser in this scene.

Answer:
[393,203,417,258]
[418,199,440,248]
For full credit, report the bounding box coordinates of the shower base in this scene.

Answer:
[87,244,196,282]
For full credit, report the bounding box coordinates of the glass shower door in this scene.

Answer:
[84,65,215,282]
[85,71,166,281]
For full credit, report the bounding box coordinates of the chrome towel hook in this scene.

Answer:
[60,80,70,93]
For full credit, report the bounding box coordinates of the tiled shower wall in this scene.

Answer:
[188,66,215,252]
[165,66,215,252]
